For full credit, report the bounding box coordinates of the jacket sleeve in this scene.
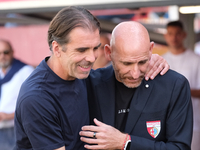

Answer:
[129,76,193,150]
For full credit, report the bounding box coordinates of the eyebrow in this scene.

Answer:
[75,43,101,51]
[120,58,149,64]
[139,59,149,63]
[95,43,101,49]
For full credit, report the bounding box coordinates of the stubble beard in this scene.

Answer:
[0,61,10,69]
[121,77,143,88]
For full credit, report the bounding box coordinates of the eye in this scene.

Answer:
[94,43,101,51]
[93,47,99,51]
[123,62,132,66]
[138,60,147,65]
[77,48,87,53]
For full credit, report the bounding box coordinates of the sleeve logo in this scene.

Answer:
[146,120,161,138]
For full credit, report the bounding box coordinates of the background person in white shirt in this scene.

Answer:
[0,39,34,150]
[162,20,200,150]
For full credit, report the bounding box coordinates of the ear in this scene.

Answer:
[149,42,154,58]
[52,41,61,57]
[150,41,154,52]
[104,44,112,61]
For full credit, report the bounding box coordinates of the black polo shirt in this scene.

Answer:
[115,79,136,132]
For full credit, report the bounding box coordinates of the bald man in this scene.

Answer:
[80,21,193,150]
[0,39,34,150]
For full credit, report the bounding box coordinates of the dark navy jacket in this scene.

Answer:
[86,66,193,150]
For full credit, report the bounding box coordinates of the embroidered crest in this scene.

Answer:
[146,120,161,138]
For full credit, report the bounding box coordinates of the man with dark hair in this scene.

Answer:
[163,20,200,150]
[166,20,183,29]
[14,6,169,150]
[80,21,193,150]
[14,6,101,150]
[0,39,34,150]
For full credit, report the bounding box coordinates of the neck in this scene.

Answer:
[47,56,62,78]
[47,56,75,81]
[2,67,8,75]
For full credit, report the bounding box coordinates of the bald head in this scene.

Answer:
[104,21,153,88]
[110,21,150,51]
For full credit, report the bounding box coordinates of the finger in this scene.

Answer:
[145,64,160,80]
[151,62,166,79]
[81,125,99,132]
[84,144,102,150]
[146,57,168,80]
[160,63,170,75]
[145,64,157,80]
[145,68,154,81]
[149,67,161,80]
[80,136,101,144]
[145,58,157,80]
[149,61,170,79]
[79,130,95,138]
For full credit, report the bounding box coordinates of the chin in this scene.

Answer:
[123,81,142,88]
[78,76,88,79]
[76,73,90,79]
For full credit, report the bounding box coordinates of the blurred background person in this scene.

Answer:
[92,32,111,70]
[162,21,200,150]
[0,39,34,150]
[194,40,200,55]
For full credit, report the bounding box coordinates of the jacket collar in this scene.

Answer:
[96,66,154,132]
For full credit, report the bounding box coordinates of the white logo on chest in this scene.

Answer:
[118,109,130,114]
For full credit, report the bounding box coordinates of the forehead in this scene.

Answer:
[68,27,100,47]
[167,26,182,33]
[0,41,10,50]
[113,43,150,62]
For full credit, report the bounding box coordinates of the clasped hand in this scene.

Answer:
[79,118,127,150]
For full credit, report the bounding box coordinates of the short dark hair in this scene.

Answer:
[48,6,101,51]
[166,20,184,30]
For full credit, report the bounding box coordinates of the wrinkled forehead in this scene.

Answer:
[112,41,151,61]
[113,35,150,55]
[66,27,101,51]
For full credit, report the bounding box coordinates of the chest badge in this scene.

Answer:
[146,120,161,138]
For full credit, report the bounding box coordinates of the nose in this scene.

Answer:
[0,53,5,59]
[85,49,97,63]
[130,65,140,79]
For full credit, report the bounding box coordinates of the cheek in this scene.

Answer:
[178,37,184,42]
[117,64,130,75]
[168,36,174,41]
[68,53,84,63]
[94,50,99,59]
[141,64,149,73]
